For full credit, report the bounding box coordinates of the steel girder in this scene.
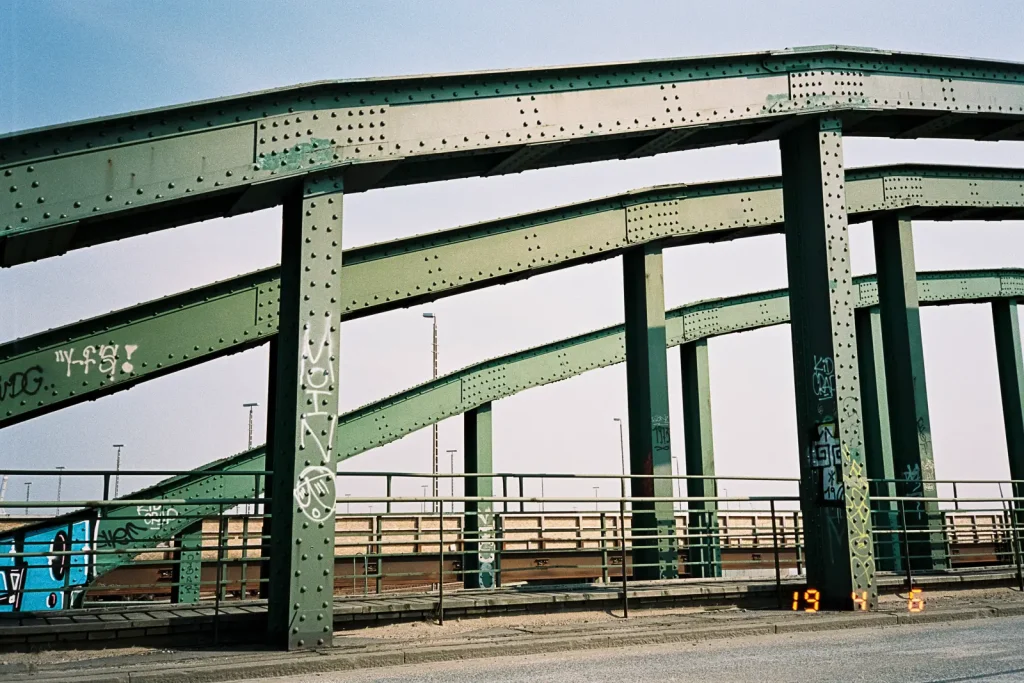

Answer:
[622,245,677,580]
[4,163,1024,430]
[12,268,1023,594]
[7,47,1024,265]
[267,176,344,649]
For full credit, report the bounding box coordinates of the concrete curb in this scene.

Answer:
[20,605,1024,683]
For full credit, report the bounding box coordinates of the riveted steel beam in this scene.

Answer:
[680,339,721,578]
[267,176,344,650]
[855,307,901,573]
[463,402,497,589]
[623,245,677,580]
[21,268,1024,599]
[8,47,1024,265]
[993,300,1024,506]
[873,216,945,571]
[780,116,875,610]
[171,520,204,604]
[5,164,1024,430]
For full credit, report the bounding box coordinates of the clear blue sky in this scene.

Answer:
[2,0,1023,511]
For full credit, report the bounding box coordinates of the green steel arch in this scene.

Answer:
[27,267,1024,585]
[5,46,1024,266]
[3,163,1023,429]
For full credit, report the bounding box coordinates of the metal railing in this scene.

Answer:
[0,468,1021,623]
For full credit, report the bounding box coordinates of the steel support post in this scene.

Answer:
[873,216,945,571]
[259,337,279,601]
[463,402,497,589]
[993,300,1024,528]
[855,307,902,573]
[267,176,344,650]
[780,116,876,609]
[171,520,204,604]
[680,339,721,578]
[623,244,678,580]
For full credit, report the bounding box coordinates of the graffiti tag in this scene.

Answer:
[0,519,92,612]
[137,505,179,528]
[812,355,835,401]
[0,366,44,403]
[294,465,336,522]
[97,522,145,548]
[55,343,138,380]
[809,422,844,504]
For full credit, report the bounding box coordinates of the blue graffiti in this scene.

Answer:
[0,520,91,612]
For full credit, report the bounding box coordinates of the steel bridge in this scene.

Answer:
[5,45,1024,650]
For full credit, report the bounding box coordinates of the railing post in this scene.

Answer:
[770,499,782,608]
[619,474,629,618]
[437,499,445,625]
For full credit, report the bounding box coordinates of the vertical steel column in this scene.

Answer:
[680,339,721,578]
[171,520,204,604]
[993,301,1024,520]
[780,116,876,609]
[855,307,902,573]
[463,402,497,589]
[873,215,945,571]
[623,244,678,580]
[259,337,278,601]
[267,176,344,650]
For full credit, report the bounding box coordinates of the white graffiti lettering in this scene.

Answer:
[293,465,336,522]
[55,344,139,380]
[137,505,179,528]
[812,355,835,401]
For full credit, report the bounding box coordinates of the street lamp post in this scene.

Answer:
[55,466,65,515]
[446,449,457,499]
[423,313,439,513]
[112,444,124,498]
[345,493,351,514]
[421,485,428,514]
[243,403,259,450]
[24,482,31,517]
[593,486,600,511]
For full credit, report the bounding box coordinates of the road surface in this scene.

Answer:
[253,615,1024,682]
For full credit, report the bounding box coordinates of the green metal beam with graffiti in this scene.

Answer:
[3,163,1024,429]
[3,267,1019,612]
[6,47,1024,266]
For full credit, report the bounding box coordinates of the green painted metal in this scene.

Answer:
[680,339,721,578]
[338,269,1024,462]
[171,520,203,604]
[622,245,677,580]
[7,48,1024,265]
[16,268,1023,598]
[992,300,1024,504]
[463,402,496,589]
[267,176,344,650]
[780,116,875,609]
[855,307,901,573]
[5,164,1024,430]
[872,216,945,571]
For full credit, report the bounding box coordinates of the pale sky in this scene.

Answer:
[2,0,1023,513]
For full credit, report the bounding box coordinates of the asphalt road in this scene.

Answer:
[254,615,1024,682]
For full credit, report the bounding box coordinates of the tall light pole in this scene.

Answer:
[55,466,65,515]
[112,444,124,498]
[423,312,439,512]
[593,486,600,511]
[421,484,428,513]
[345,493,351,514]
[243,402,259,450]
[24,482,31,516]
[446,449,457,499]
[612,417,627,508]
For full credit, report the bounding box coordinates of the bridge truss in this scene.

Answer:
[4,45,1024,649]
